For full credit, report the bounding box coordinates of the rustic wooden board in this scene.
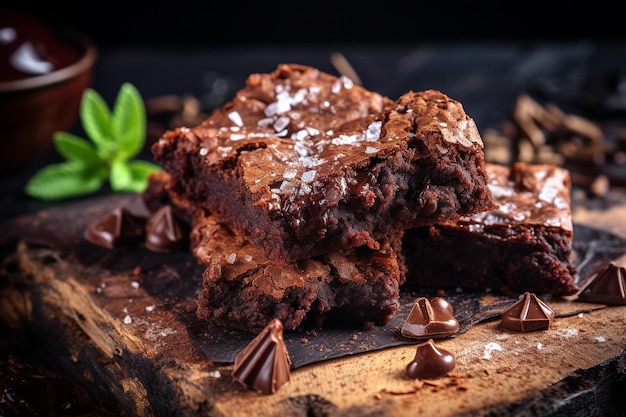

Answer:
[1,193,625,417]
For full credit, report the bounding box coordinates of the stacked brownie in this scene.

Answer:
[151,63,497,333]
[402,162,579,297]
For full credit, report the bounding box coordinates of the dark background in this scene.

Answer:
[2,3,626,416]
[4,1,626,221]
[4,1,626,49]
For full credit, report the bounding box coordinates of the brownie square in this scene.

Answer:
[190,210,404,333]
[142,171,405,333]
[402,162,579,297]
[152,64,494,265]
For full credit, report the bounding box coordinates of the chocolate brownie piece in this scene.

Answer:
[402,162,579,297]
[152,64,494,265]
[190,209,404,333]
[142,170,406,333]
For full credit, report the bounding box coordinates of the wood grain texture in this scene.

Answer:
[1,193,625,417]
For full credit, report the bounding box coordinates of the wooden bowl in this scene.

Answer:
[0,10,97,171]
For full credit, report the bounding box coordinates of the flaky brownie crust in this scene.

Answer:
[402,162,579,297]
[153,64,494,264]
[190,210,404,333]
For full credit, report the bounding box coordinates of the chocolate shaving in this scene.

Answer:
[483,93,626,195]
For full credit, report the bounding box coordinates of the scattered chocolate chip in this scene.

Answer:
[405,339,456,380]
[83,207,146,249]
[401,297,459,339]
[500,292,554,332]
[145,205,189,252]
[578,262,626,305]
[232,318,291,395]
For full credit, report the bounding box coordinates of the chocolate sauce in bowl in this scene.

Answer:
[0,8,81,83]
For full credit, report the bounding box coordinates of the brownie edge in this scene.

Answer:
[153,64,494,264]
[191,210,404,333]
[402,162,579,297]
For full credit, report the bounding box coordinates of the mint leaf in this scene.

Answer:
[80,88,115,154]
[25,162,107,201]
[125,160,162,191]
[53,131,103,166]
[25,82,163,201]
[110,159,160,192]
[111,83,146,160]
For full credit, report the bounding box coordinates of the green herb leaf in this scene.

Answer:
[25,82,163,201]
[111,82,146,160]
[53,131,103,166]
[25,162,107,201]
[125,160,162,192]
[80,88,115,154]
[109,158,133,191]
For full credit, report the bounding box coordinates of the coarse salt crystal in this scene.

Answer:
[228,111,243,126]
[365,121,382,141]
[283,168,298,179]
[273,116,290,132]
[481,342,502,360]
[557,328,579,338]
[301,170,316,183]
[229,133,246,141]
[131,281,139,289]
[123,315,132,324]
[145,305,155,312]
[595,336,606,343]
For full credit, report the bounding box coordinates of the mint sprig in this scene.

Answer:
[25,83,161,201]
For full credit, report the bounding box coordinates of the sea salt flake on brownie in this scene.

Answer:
[152,64,494,264]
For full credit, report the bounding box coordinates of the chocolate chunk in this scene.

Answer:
[405,339,456,379]
[578,262,626,305]
[401,297,459,339]
[500,292,554,332]
[232,318,291,395]
[145,205,189,252]
[83,207,145,249]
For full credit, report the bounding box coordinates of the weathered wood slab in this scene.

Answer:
[1,193,625,417]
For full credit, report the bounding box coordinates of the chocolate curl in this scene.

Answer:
[232,318,291,395]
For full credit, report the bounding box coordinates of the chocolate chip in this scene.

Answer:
[83,207,145,249]
[232,318,291,395]
[405,339,456,379]
[500,292,554,332]
[401,297,459,339]
[145,205,189,253]
[578,262,626,305]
